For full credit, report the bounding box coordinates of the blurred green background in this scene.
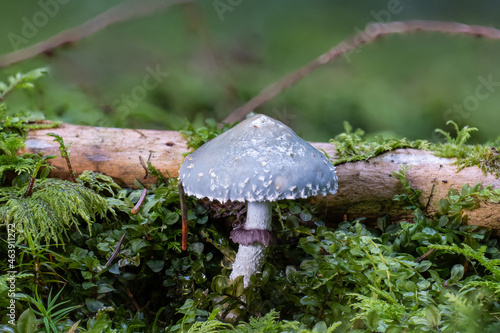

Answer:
[1,0,499,142]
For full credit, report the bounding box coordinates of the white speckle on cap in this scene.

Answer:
[187,163,194,169]
[258,175,265,182]
[274,176,287,191]
[198,173,204,178]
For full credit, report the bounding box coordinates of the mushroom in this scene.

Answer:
[178,114,338,286]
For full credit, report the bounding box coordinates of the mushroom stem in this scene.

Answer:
[230,201,272,287]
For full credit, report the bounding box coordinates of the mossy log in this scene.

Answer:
[24,124,500,229]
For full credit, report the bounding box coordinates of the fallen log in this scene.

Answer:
[23,123,500,229]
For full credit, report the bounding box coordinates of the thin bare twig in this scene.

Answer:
[105,233,126,268]
[0,0,191,68]
[131,188,148,215]
[178,180,189,251]
[222,20,500,124]
[64,153,77,183]
[415,248,436,263]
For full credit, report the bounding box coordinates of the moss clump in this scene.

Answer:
[432,121,500,177]
[0,68,60,184]
[180,118,234,150]
[329,120,500,178]
[329,121,429,165]
[0,178,115,245]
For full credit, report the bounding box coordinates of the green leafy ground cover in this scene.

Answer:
[1,70,500,332]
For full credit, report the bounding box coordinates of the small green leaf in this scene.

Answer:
[438,215,449,227]
[232,276,245,297]
[366,311,380,329]
[161,209,179,225]
[312,321,328,332]
[450,264,464,282]
[300,260,319,272]
[85,298,104,312]
[437,198,450,215]
[289,203,301,214]
[189,242,204,255]
[422,227,437,236]
[261,263,276,284]
[97,284,115,294]
[300,295,321,307]
[82,282,96,290]
[415,260,432,273]
[17,308,37,333]
[425,304,439,326]
[130,239,150,253]
[405,280,417,292]
[300,210,312,221]
[212,275,228,292]
[146,260,165,273]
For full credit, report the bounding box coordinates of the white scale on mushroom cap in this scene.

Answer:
[178,114,338,287]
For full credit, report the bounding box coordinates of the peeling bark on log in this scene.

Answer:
[24,124,500,229]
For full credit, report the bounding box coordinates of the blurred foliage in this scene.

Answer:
[1,1,500,142]
[0,68,58,182]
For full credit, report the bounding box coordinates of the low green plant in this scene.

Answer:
[78,170,121,196]
[329,121,429,165]
[0,68,48,103]
[47,132,77,182]
[433,120,500,177]
[391,164,422,210]
[180,118,234,150]
[0,68,60,184]
[17,232,68,288]
[0,177,114,245]
[26,286,80,333]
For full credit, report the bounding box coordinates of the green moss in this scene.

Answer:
[1,68,61,184]
[180,118,234,150]
[0,178,115,245]
[328,120,500,178]
[432,121,500,177]
[329,121,429,165]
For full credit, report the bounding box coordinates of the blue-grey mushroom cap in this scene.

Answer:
[178,114,338,202]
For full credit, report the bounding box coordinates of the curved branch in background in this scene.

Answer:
[222,20,500,124]
[0,0,191,68]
